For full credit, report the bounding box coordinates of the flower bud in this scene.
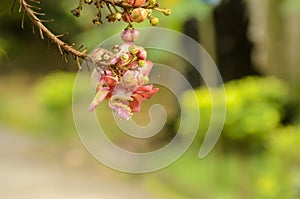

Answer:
[138,60,146,66]
[114,12,122,21]
[162,9,171,16]
[131,8,147,23]
[131,29,140,41]
[128,45,139,55]
[150,17,159,26]
[121,29,140,42]
[137,47,147,60]
[149,0,156,6]
[120,52,130,62]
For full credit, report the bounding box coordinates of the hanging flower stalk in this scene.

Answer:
[74,0,171,119]
[18,0,171,119]
[89,29,159,120]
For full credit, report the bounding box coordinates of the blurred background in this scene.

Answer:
[1,0,300,198]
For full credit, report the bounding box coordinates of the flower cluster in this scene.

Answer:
[71,0,171,27]
[89,29,158,120]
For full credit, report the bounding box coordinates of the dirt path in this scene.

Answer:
[0,127,156,199]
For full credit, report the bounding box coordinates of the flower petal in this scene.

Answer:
[129,94,144,113]
[129,85,159,113]
[90,68,101,90]
[134,84,159,99]
[102,75,118,88]
[89,89,110,112]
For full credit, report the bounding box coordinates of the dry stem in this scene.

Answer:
[19,0,88,69]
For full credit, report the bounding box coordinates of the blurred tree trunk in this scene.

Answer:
[246,0,300,86]
[213,0,257,82]
[282,1,300,86]
[183,17,202,88]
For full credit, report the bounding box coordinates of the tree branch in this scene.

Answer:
[19,0,87,69]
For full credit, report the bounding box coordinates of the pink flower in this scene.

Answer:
[129,84,159,112]
[131,8,148,23]
[121,29,140,42]
[89,29,159,120]
[90,75,159,119]
[91,70,158,120]
[89,75,118,112]
[108,82,158,119]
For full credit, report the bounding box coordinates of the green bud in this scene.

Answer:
[128,45,139,55]
[149,0,156,6]
[138,60,146,66]
[150,17,159,26]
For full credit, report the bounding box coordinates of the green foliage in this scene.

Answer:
[32,71,77,138]
[223,76,288,138]
[149,150,295,199]
[181,76,289,152]
[34,71,76,111]
[165,0,212,30]
[269,125,300,163]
